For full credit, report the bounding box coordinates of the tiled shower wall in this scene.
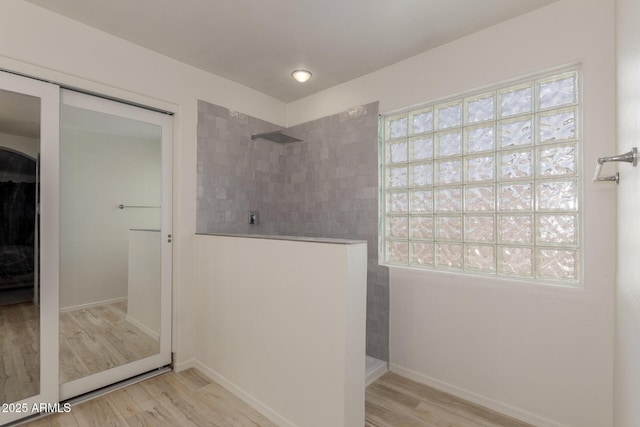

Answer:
[196,100,389,360]
[197,101,286,234]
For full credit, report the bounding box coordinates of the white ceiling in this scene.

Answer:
[25,0,556,103]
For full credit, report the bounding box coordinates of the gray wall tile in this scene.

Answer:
[197,100,390,361]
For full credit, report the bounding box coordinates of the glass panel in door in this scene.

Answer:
[59,90,172,400]
[0,72,60,425]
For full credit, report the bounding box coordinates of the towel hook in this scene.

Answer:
[593,147,637,184]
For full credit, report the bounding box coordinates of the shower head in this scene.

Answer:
[251,130,302,143]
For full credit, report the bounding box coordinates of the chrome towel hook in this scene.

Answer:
[592,147,637,184]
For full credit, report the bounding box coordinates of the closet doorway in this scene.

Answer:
[0,73,173,426]
[58,90,173,400]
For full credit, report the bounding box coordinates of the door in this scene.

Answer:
[0,72,59,425]
[58,90,172,399]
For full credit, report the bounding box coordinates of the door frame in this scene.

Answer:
[0,75,173,425]
[0,71,60,425]
[58,89,173,400]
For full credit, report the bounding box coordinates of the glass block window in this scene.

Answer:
[381,68,580,285]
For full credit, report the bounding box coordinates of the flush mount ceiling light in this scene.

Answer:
[291,69,312,83]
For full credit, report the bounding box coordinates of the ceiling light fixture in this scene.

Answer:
[291,70,312,83]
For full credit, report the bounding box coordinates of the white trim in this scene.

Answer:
[61,353,171,400]
[0,70,60,426]
[389,363,569,427]
[365,356,388,387]
[125,314,160,340]
[59,297,128,313]
[65,367,171,406]
[58,90,173,401]
[172,358,196,373]
[194,361,299,427]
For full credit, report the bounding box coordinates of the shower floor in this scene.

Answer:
[366,355,387,386]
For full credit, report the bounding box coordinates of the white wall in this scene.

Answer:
[288,1,616,426]
[59,127,160,309]
[0,0,286,368]
[195,235,367,427]
[0,132,38,158]
[127,230,161,339]
[0,1,619,425]
[614,0,640,425]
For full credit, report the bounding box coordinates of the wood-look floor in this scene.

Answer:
[20,369,535,427]
[1,301,159,404]
[59,301,159,383]
[0,302,39,404]
[21,369,277,427]
[365,372,534,427]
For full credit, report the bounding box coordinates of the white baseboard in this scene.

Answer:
[173,358,196,373]
[194,361,298,427]
[60,297,128,313]
[389,363,569,427]
[366,359,388,387]
[125,315,159,340]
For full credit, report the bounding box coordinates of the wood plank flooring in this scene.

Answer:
[365,372,535,427]
[1,301,159,404]
[18,369,535,427]
[0,302,39,404]
[59,302,159,383]
[2,302,533,427]
[21,369,277,427]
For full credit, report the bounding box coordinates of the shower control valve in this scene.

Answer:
[249,211,259,225]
